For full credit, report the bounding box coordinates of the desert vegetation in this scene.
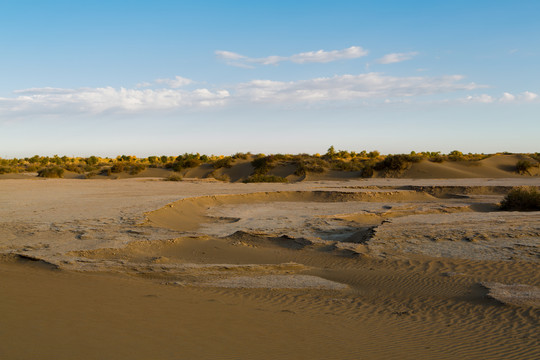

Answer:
[37,166,65,178]
[0,149,538,182]
[499,186,540,211]
[515,160,536,175]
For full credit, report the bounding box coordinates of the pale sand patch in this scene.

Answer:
[203,274,348,290]
[481,282,540,308]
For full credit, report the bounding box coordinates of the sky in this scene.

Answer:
[0,0,539,157]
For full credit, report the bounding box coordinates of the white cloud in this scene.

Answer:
[214,50,246,61]
[376,52,418,64]
[155,75,194,88]
[521,91,538,101]
[499,92,516,102]
[464,91,540,104]
[3,73,517,118]
[235,73,480,103]
[215,46,368,67]
[498,91,538,103]
[0,86,230,116]
[466,94,494,103]
[290,46,368,64]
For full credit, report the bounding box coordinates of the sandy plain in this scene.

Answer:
[1,170,539,359]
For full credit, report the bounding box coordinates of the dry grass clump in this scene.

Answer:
[208,171,230,182]
[243,174,288,183]
[499,187,540,211]
[515,160,536,175]
[164,174,183,181]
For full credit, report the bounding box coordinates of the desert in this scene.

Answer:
[3,2,540,359]
[1,153,539,359]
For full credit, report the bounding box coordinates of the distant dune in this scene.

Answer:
[3,153,537,182]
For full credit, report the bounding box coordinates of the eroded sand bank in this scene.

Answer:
[1,178,539,359]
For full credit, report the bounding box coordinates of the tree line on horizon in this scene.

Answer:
[0,148,539,180]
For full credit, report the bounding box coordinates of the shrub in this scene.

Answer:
[37,166,64,178]
[325,146,337,159]
[251,156,277,175]
[0,166,17,174]
[330,159,358,171]
[243,174,288,183]
[182,158,201,168]
[516,160,535,175]
[110,163,125,173]
[232,152,249,160]
[164,174,183,181]
[367,151,380,159]
[499,187,540,211]
[64,164,85,173]
[212,156,234,169]
[429,154,444,163]
[25,165,39,172]
[294,158,328,176]
[361,163,375,178]
[375,154,411,172]
[85,156,99,166]
[128,163,146,175]
[173,154,202,170]
[448,150,465,161]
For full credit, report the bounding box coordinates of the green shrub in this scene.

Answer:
[500,187,540,211]
[182,158,201,168]
[251,156,277,175]
[37,166,64,178]
[375,154,411,172]
[64,164,85,173]
[361,163,375,178]
[429,155,444,163]
[232,152,249,160]
[294,158,328,176]
[331,159,363,171]
[172,154,202,170]
[447,150,465,161]
[0,166,17,174]
[212,156,234,169]
[85,156,99,166]
[128,163,146,175]
[110,163,125,173]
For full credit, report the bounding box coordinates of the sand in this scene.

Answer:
[1,174,539,359]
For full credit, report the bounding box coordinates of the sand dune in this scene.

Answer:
[0,178,539,359]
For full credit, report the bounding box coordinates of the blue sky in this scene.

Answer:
[1,0,539,157]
